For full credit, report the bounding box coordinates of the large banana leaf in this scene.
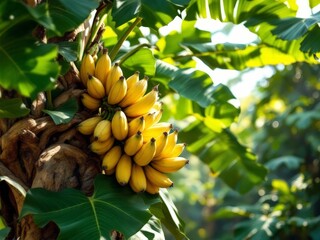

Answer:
[150,189,189,240]
[270,12,320,54]
[26,0,100,37]
[186,0,295,23]
[0,0,99,99]
[179,121,267,194]
[0,0,59,99]
[112,0,188,29]
[21,175,159,240]
[170,0,319,70]
[155,60,267,193]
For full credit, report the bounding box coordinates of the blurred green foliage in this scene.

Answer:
[170,63,320,239]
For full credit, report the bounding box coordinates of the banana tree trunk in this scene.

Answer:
[0,69,100,240]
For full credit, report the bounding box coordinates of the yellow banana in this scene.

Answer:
[115,154,132,186]
[93,119,112,142]
[143,112,156,130]
[119,76,148,108]
[87,75,106,99]
[146,179,160,195]
[80,53,95,86]
[128,116,145,137]
[154,142,185,160]
[90,137,114,155]
[111,109,128,140]
[133,138,156,166]
[124,131,143,156]
[154,132,168,157]
[108,76,127,105]
[156,130,178,158]
[130,164,147,193]
[81,93,101,111]
[143,109,163,130]
[102,145,122,170]
[152,109,163,125]
[142,122,172,142]
[124,86,159,117]
[94,49,111,85]
[152,101,163,111]
[106,62,123,94]
[126,71,140,89]
[77,116,102,135]
[151,157,189,173]
[144,165,173,188]
[166,143,186,158]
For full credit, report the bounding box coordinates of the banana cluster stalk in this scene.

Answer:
[78,49,188,194]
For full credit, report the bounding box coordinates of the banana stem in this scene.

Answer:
[77,32,86,63]
[109,17,143,61]
[46,90,53,110]
[119,43,152,65]
[80,1,113,61]
[87,13,107,51]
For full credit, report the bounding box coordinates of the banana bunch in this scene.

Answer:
[77,49,188,194]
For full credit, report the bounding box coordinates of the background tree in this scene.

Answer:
[0,0,319,239]
[170,63,320,239]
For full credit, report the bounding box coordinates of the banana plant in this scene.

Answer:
[0,0,319,239]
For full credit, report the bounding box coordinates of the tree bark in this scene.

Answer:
[0,63,99,239]
[0,114,100,239]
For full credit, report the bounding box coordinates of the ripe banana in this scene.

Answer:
[143,112,156,130]
[152,101,163,111]
[77,116,102,135]
[154,142,185,160]
[130,164,147,192]
[144,165,173,188]
[167,143,186,158]
[146,179,160,194]
[154,132,168,157]
[87,75,106,99]
[111,109,128,140]
[90,137,114,155]
[119,76,148,108]
[126,71,140,89]
[124,131,143,156]
[124,86,159,117]
[108,76,127,105]
[156,130,178,158]
[93,119,112,142]
[106,62,123,94]
[94,49,111,85]
[115,154,132,186]
[80,53,95,86]
[151,157,189,173]
[133,138,156,166]
[78,60,186,192]
[153,109,163,125]
[142,122,172,142]
[128,116,145,137]
[102,145,122,170]
[81,93,101,111]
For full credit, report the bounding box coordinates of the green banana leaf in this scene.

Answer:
[21,175,159,240]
